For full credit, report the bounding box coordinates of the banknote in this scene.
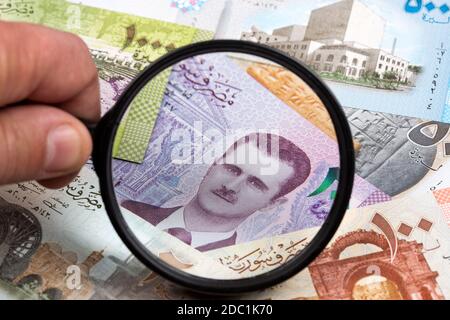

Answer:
[0,0,212,53]
[95,187,450,300]
[432,188,450,225]
[0,166,238,300]
[395,157,450,225]
[0,131,446,299]
[0,167,130,300]
[206,226,317,277]
[244,62,360,149]
[0,0,214,162]
[346,108,450,198]
[243,62,450,199]
[216,0,450,123]
[1,0,450,301]
[214,0,289,39]
[67,0,226,32]
[112,52,390,252]
[206,187,450,300]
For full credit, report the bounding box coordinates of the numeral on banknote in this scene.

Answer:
[408,121,450,147]
[66,5,81,30]
[65,265,82,290]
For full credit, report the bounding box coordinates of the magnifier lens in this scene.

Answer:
[110,51,345,283]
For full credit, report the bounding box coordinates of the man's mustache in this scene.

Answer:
[212,185,237,204]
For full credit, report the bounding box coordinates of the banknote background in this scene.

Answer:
[0,0,449,300]
[112,52,385,244]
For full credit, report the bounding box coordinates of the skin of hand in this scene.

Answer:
[0,21,100,189]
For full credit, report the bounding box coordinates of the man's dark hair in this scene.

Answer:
[223,132,311,200]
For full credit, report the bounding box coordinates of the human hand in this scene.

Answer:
[0,21,100,189]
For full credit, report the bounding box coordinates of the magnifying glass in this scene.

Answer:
[88,40,355,294]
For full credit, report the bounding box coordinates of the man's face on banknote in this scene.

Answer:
[196,141,295,219]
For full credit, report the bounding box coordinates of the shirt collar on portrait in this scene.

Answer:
[157,207,236,248]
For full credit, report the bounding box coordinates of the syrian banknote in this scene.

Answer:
[0,0,215,163]
[94,186,450,300]
[67,0,226,32]
[1,0,449,301]
[216,0,450,123]
[431,188,450,225]
[111,52,390,246]
[0,166,238,300]
[214,0,289,39]
[208,186,450,300]
[0,143,446,300]
[0,0,213,58]
[243,62,450,200]
[346,108,450,198]
[0,167,135,300]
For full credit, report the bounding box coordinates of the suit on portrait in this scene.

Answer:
[121,200,237,252]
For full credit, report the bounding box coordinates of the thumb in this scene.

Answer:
[0,104,92,187]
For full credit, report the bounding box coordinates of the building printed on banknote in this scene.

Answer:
[241,0,420,88]
[308,230,444,300]
[0,196,104,300]
[0,197,42,281]
[89,253,189,300]
[12,244,104,300]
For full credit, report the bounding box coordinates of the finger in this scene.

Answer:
[38,172,79,190]
[0,105,92,185]
[0,21,100,122]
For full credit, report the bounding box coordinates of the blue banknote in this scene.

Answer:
[217,0,450,122]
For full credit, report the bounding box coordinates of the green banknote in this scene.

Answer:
[0,0,213,163]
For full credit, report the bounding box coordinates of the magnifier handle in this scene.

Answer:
[79,118,99,165]
[79,119,97,140]
[78,117,107,176]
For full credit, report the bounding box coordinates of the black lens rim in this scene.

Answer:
[93,40,355,294]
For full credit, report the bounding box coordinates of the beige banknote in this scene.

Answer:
[88,186,450,300]
[0,165,237,300]
[234,188,450,300]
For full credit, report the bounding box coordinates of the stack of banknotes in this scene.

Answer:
[0,0,450,300]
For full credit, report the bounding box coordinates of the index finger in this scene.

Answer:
[0,21,100,122]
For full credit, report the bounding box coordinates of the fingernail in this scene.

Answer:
[45,124,82,173]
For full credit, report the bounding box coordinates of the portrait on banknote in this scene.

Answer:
[121,132,311,251]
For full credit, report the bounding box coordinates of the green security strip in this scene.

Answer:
[112,123,126,157]
[308,167,339,197]
[113,68,171,163]
[113,28,214,163]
